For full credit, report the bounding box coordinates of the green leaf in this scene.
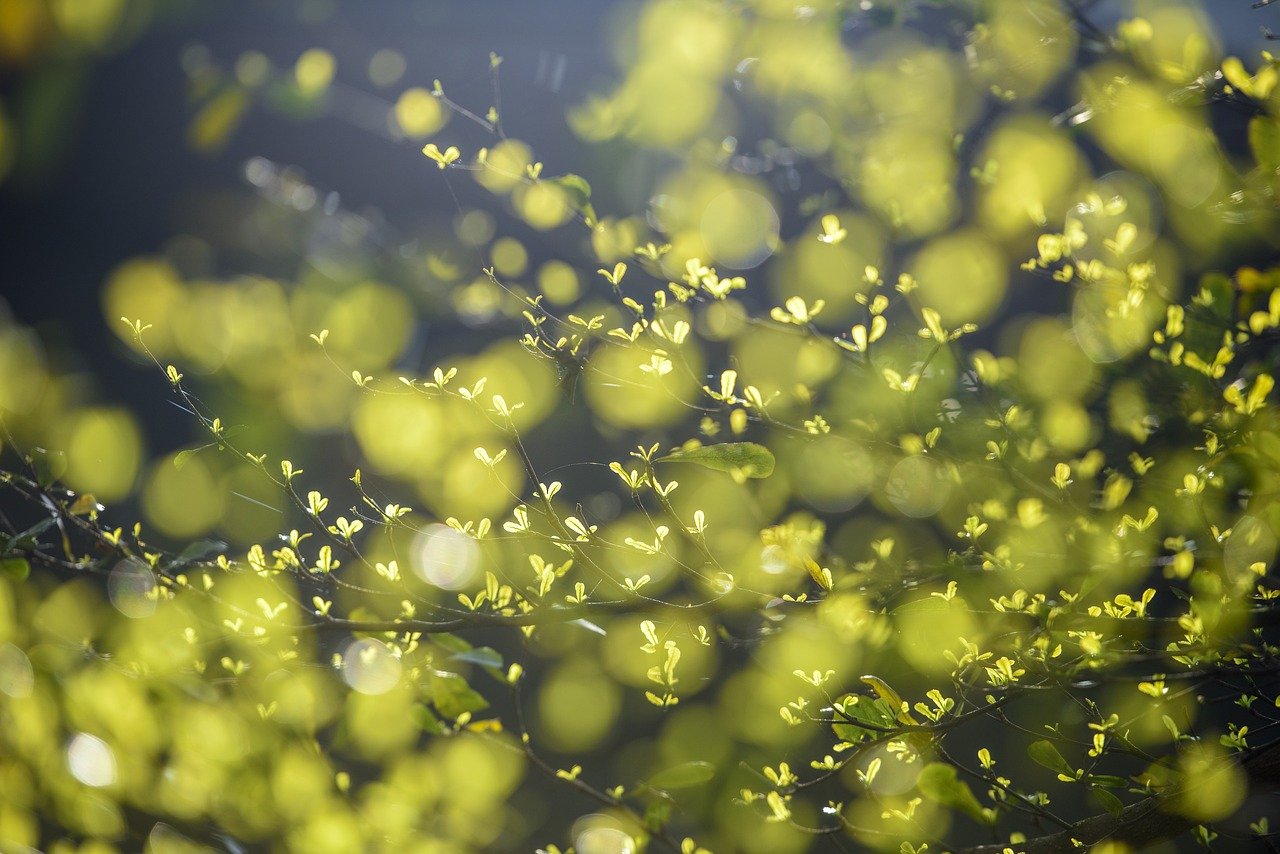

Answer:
[643,800,672,833]
[917,763,989,824]
[0,558,30,582]
[1088,774,1129,789]
[431,633,472,654]
[172,447,201,469]
[831,694,897,743]
[169,539,226,568]
[1028,740,1074,777]
[27,448,66,488]
[429,670,489,719]
[413,703,446,735]
[448,646,505,677]
[1092,788,1124,816]
[646,760,716,791]
[658,442,775,479]
[549,173,591,204]
[548,173,596,226]
[1249,116,1280,173]
[10,517,56,551]
[188,87,249,154]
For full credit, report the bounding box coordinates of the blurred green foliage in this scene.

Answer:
[4,0,1280,852]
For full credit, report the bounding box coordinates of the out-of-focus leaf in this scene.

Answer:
[448,646,504,676]
[170,539,226,567]
[0,558,30,582]
[1028,740,1074,777]
[1092,788,1124,816]
[188,87,249,153]
[413,703,446,735]
[429,670,489,719]
[917,762,989,824]
[658,442,775,479]
[13,62,87,184]
[1250,115,1280,173]
[10,517,56,551]
[548,173,596,225]
[67,493,98,516]
[646,760,715,791]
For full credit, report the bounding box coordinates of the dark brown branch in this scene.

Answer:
[955,740,1280,854]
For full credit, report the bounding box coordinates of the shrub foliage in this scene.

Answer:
[3,1,1280,852]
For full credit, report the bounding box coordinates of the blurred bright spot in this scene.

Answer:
[465,340,558,429]
[911,230,1008,324]
[218,465,283,543]
[1071,279,1162,363]
[1147,123,1221,208]
[584,341,700,429]
[617,66,717,147]
[455,209,495,247]
[699,299,747,341]
[970,0,1075,100]
[353,393,447,478]
[491,237,528,277]
[476,139,531,194]
[341,638,402,695]
[884,456,950,518]
[574,823,635,854]
[322,281,414,366]
[435,444,525,519]
[50,0,124,49]
[67,733,116,788]
[1224,516,1277,578]
[977,116,1083,240]
[896,598,977,676]
[785,111,831,156]
[412,524,481,590]
[791,437,873,513]
[277,352,354,431]
[62,407,141,501]
[454,276,503,324]
[861,127,957,238]
[845,740,922,796]
[0,99,13,183]
[368,48,406,88]
[732,325,839,400]
[538,660,621,752]
[234,50,270,87]
[701,187,779,269]
[514,182,571,230]
[0,323,47,415]
[1041,400,1092,452]
[1132,2,1218,84]
[1017,318,1097,401]
[0,642,34,698]
[102,258,186,355]
[295,48,336,95]
[760,544,789,575]
[591,217,643,263]
[772,212,884,324]
[537,260,581,305]
[142,453,224,539]
[106,558,156,620]
[1174,744,1245,821]
[186,88,249,153]
[0,0,50,65]
[393,87,445,138]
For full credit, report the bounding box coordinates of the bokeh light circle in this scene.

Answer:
[412,524,482,590]
[341,638,402,696]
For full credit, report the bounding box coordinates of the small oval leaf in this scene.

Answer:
[658,442,775,479]
[646,760,716,791]
[1028,740,1074,777]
